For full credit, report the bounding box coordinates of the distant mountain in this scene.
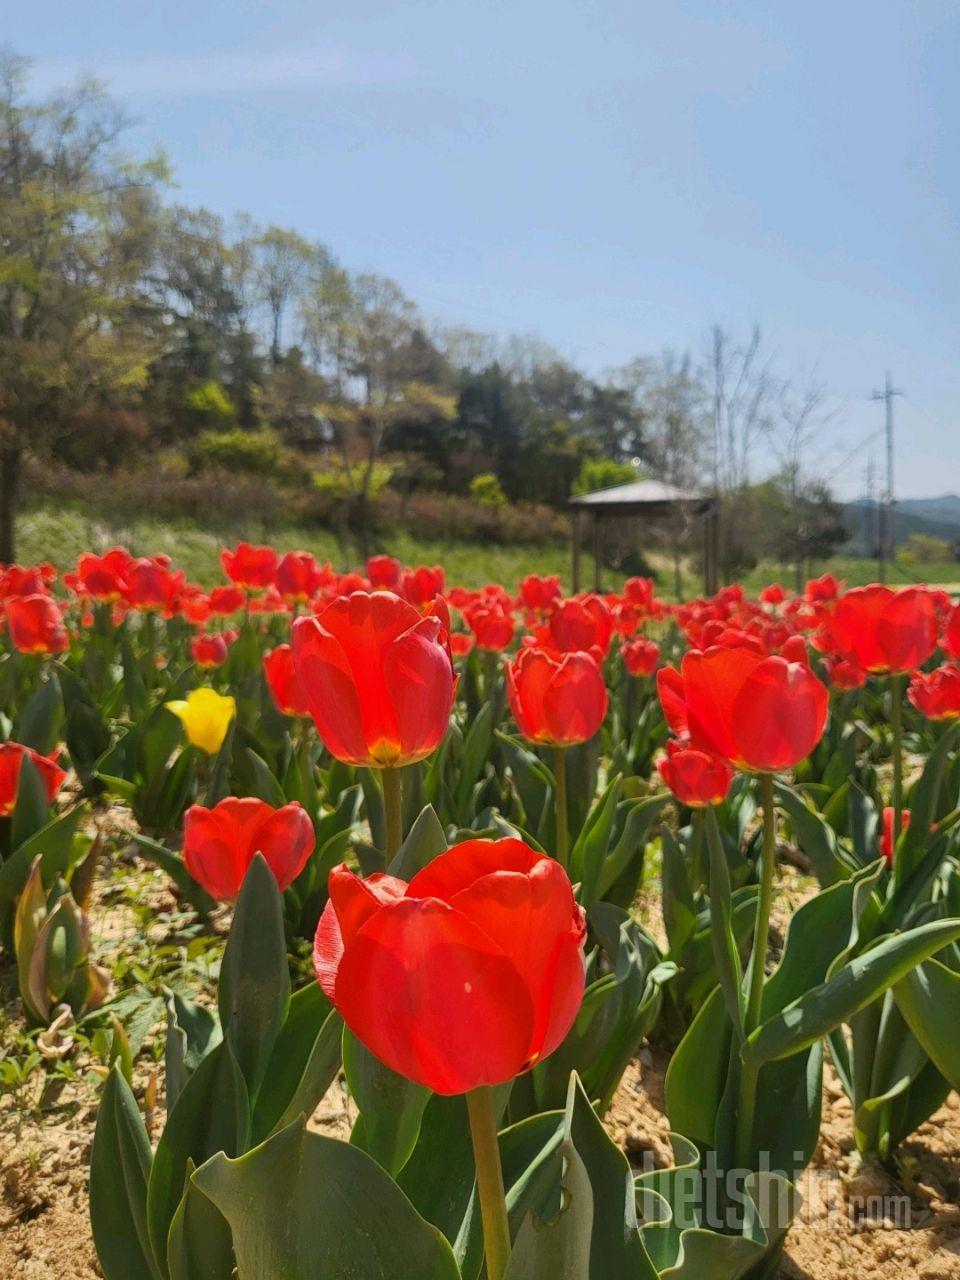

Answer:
[841,495,960,554]
[897,495,960,524]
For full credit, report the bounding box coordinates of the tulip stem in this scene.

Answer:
[890,674,904,845]
[734,771,777,1175]
[466,1086,511,1280]
[382,766,403,863]
[554,747,568,870]
[745,771,777,1034]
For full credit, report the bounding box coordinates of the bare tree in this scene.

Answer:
[774,375,844,589]
[646,352,710,597]
[703,324,778,578]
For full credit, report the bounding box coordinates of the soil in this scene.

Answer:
[1,864,958,1279]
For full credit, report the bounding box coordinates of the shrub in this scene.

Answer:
[469,472,507,508]
[192,429,296,481]
[897,532,955,566]
[184,379,236,426]
[572,457,638,496]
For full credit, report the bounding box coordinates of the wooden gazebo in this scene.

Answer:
[568,479,719,595]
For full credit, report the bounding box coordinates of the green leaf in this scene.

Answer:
[504,1140,592,1280]
[894,958,960,1089]
[164,989,221,1114]
[895,721,960,887]
[166,1161,235,1280]
[344,1028,432,1176]
[251,983,342,1143]
[218,854,290,1103]
[774,780,851,886]
[660,828,697,956]
[388,804,448,880]
[704,807,745,1039]
[747,917,960,1066]
[15,673,63,754]
[147,1043,249,1278]
[455,702,493,818]
[11,752,52,850]
[664,987,731,1148]
[193,1117,462,1279]
[90,1066,163,1280]
[242,747,287,807]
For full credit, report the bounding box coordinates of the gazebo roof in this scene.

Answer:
[568,479,714,515]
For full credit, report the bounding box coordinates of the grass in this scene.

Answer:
[15,502,959,597]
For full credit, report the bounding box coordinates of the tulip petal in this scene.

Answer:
[381,617,456,764]
[334,898,536,1094]
[314,867,408,998]
[407,838,541,902]
[656,667,689,739]
[446,858,585,1060]
[541,653,607,746]
[292,617,372,765]
[680,647,757,762]
[257,803,316,892]
[730,656,829,772]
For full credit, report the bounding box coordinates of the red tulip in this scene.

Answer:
[506,646,608,747]
[190,631,234,669]
[263,644,310,717]
[275,551,325,602]
[816,585,938,675]
[880,805,910,864]
[291,591,455,767]
[401,564,445,608]
[760,583,787,606]
[366,555,402,591]
[5,595,68,654]
[221,542,278,590]
[183,797,315,900]
[0,563,56,598]
[657,741,733,808]
[67,548,132,601]
[0,743,67,817]
[209,585,247,616]
[548,595,613,660]
[623,577,655,609]
[450,632,475,660]
[314,838,586,1094]
[621,637,660,678]
[179,586,212,626]
[908,665,960,720]
[805,573,841,604]
[517,574,562,614]
[823,655,868,692]
[945,605,960,662]
[124,556,184,612]
[657,644,828,772]
[464,600,515,652]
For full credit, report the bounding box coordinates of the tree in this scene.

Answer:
[310,273,455,556]
[646,352,710,597]
[251,226,324,366]
[0,53,166,558]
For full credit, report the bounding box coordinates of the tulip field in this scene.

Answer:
[3,546,960,1280]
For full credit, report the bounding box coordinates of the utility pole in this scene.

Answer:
[871,373,902,583]
[863,457,878,570]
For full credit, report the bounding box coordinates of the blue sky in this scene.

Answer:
[16,0,960,498]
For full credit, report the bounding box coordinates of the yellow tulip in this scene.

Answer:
[165,687,236,755]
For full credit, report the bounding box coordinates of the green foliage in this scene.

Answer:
[469,472,507,508]
[192,428,294,479]
[184,381,236,426]
[571,458,637,496]
[896,531,955,566]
